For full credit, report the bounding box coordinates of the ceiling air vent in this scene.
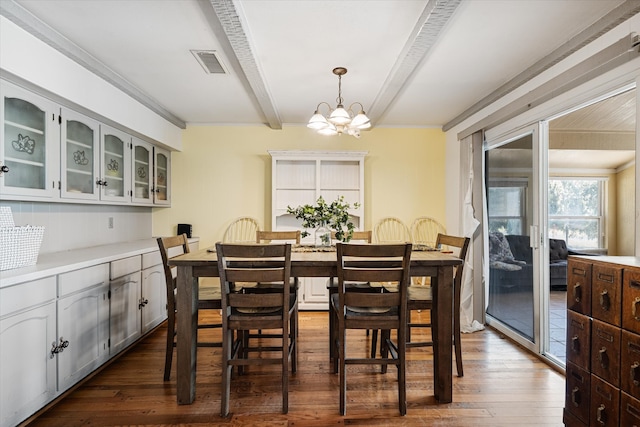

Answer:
[191,50,227,74]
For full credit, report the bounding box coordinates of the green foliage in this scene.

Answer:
[286,196,360,242]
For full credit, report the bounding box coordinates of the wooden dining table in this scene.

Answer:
[169,245,462,405]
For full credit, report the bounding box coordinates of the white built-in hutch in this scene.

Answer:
[269,150,366,310]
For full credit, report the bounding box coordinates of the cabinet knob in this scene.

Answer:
[599,290,610,311]
[0,164,9,174]
[598,347,608,369]
[572,282,581,303]
[632,361,640,386]
[138,298,149,309]
[571,335,580,353]
[571,386,580,406]
[633,297,640,321]
[596,404,606,425]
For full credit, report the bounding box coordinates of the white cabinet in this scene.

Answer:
[132,140,171,206]
[57,264,110,391]
[60,108,101,200]
[153,147,170,205]
[99,125,131,204]
[109,256,142,355]
[0,276,57,427]
[140,251,166,333]
[269,150,366,309]
[0,80,60,199]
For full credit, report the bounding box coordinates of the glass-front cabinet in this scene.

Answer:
[132,138,153,204]
[153,147,170,205]
[0,81,59,198]
[100,125,130,203]
[61,108,100,200]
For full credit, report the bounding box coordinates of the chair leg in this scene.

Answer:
[163,316,175,381]
[454,281,463,377]
[291,311,298,374]
[339,327,347,416]
[398,326,407,416]
[370,329,378,358]
[282,325,289,414]
[380,329,390,374]
[221,328,233,417]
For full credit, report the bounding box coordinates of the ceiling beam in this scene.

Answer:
[367,0,462,125]
[444,0,640,132]
[200,0,282,130]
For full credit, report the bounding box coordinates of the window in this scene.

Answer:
[488,178,527,235]
[548,178,605,249]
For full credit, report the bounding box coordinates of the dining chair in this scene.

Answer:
[373,217,410,244]
[223,217,260,243]
[330,242,412,416]
[410,217,446,286]
[256,230,301,244]
[215,242,298,416]
[157,234,222,381]
[406,233,470,377]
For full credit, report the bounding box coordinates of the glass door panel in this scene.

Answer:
[486,129,539,345]
[100,126,130,202]
[132,140,152,204]
[61,109,99,200]
[154,149,169,204]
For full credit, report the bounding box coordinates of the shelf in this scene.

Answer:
[4,156,44,168]
[5,120,44,135]
[104,150,123,158]
[135,160,149,166]
[66,168,92,176]
[66,139,92,149]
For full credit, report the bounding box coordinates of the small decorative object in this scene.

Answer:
[137,166,147,179]
[73,150,89,165]
[287,196,360,244]
[12,133,36,154]
[107,159,119,172]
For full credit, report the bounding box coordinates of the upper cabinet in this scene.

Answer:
[269,150,367,239]
[0,81,60,199]
[0,80,171,206]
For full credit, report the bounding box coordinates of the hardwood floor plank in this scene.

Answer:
[25,311,566,427]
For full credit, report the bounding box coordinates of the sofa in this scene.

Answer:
[489,232,580,291]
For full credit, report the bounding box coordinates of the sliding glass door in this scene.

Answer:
[485,125,542,350]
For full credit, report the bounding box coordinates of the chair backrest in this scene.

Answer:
[435,234,471,283]
[336,242,412,322]
[157,234,191,313]
[216,242,292,320]
[411,217,446,248]
[223,217,261,243]
[256,230,301,244]
[330,230,372,243]
[373,217,410,243]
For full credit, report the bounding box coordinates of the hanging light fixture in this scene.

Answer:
[307,67,371,138]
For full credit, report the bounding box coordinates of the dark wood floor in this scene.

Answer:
[26,310,566,426]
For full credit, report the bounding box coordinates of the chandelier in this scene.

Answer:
[307,67,371,138]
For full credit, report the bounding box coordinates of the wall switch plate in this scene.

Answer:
[108,217,114,229]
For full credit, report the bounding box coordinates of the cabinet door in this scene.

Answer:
[302,277,330,307]
[131,138,153,204]
[153,147,170,205]
[0,81,60,199]
[110,272,141,355]
[60,108,100,200]
[99,125,130,203]
[141,264,167,333]
[57,283,110,391]
[0,302,57,427]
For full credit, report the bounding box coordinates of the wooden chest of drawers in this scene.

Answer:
[564,256,640,426]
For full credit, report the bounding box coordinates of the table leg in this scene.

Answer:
[433,265,453,403]
[176,265,197,404]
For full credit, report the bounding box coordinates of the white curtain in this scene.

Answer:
[460,134,484,333]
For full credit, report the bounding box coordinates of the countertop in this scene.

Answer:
[0,237,199,288]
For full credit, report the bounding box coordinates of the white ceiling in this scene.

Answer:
[3,0,635,133]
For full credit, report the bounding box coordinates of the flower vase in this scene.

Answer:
[315,225,331,247]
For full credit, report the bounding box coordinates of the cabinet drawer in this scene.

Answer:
[590,375,619,427]
[0,276,56,317]
[110,256,141,279]
[591,264,622,326]
[566,362,591,425]
[567,310,592,371]
[568,259,592,316]
[591,319,621,387]
[59,264,109,297]
[621,391,640,427]
[621,330,640,400]
[142,250,162,270]
[622,267,640,335]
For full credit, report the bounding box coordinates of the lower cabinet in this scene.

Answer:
[0,296,56,427]
[57,279,110,390]
[141,262,165,333]
[300,277,330,310]
[109,265,142,355]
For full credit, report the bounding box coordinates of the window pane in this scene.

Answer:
[548,180,600,216]
[489,218,522,235]
[549,218,599,248]
[488,187,522,216]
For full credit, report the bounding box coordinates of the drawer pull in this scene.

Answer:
[599,290,610,311]
[571,335,580,353]
[630,279,640,289]
[573,282,581,303]
[598,347,609,369]
[596,404,607,425]
[571,386,581,406]
[632,361,640,386]
[633,297,640,321]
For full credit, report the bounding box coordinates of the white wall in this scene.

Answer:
[0,16,183,151]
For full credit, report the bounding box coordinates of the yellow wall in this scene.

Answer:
[152,125,446,248]
[616,165,636,255]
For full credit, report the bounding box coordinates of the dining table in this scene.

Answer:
[169,244,462,405]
